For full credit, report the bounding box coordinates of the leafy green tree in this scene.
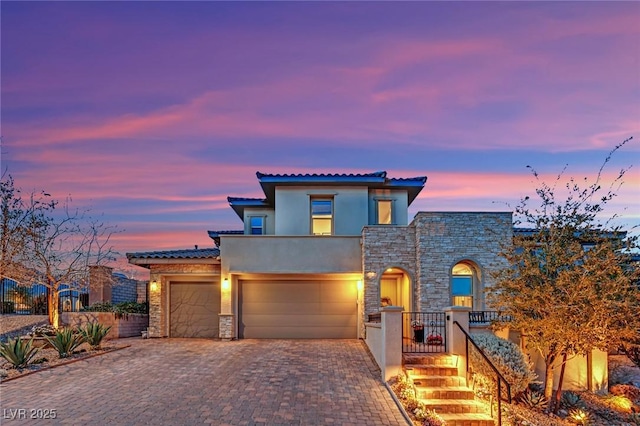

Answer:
[488,137,640,401]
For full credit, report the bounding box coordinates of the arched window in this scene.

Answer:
[451,262,474,308]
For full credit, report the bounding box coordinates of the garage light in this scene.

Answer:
[222,278,230,291]
[150,280,158,292]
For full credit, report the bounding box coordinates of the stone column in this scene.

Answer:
[219,276,235,340]
[147,274,162,338]
[381,306,403,382]
[445,306,471,378]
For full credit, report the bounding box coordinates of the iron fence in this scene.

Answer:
[469,310,512,325]
[402,311,446,353]
[1,279,88,315]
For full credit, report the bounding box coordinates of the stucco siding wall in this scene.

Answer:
[274,186,368,236]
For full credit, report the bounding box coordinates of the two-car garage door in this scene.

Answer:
[239,280,357,339]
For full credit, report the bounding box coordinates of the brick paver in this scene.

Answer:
[0,338,408,425]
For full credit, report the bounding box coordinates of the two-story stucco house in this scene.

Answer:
[127,171,512,339]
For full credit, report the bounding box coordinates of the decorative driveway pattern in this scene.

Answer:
[0,338,408,425]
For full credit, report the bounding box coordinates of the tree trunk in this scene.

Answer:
[47,288,60,329]
[544,361,555,400]
[553,352,568,413]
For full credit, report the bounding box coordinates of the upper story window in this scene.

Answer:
[249,216,264,235]
[311,198,333,235]
[377,200,393,224]
[451,262,474,308]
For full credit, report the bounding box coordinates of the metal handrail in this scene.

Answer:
[453,320,511,426]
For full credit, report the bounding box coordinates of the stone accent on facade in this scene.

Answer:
[361,212,513,322]
[414,212,512,311]
[148,264,220,338]
[362,225,416,318]
[218,314,235,339]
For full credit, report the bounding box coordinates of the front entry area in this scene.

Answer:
[238,279,357,339]
[170,281,220,337]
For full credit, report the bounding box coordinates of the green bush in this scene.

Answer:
[44,328,85,358]
[0,337,39,368]
[82,301,148,317]
[78,322,111,349]
[470,333,537,397]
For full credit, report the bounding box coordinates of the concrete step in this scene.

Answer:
[438,413,495,426]
[411,374,467,387]
[415,386,475,400]
[404,353,457,367]
[419,398,488,414]
[406,364,459,377]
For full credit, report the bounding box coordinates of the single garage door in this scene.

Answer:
[170,282,220,338]
[239,280,357,339]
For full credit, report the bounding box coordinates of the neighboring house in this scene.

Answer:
[127,171,513,339]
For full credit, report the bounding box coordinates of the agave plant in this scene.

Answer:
[518,388,549,412]
[562,391,586,410]
[78,322,111,349]
[44,328,85,358]
[0,337,40,368]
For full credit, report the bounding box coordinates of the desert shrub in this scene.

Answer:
[610,384,640,404]
[30,324,57,337]
[413,405,446,426]
[44,328,85,358]
[470,333,537,397]
[568,408,591,425]
[78,322,112,349]
[0,337,39,368]
[625,345,640,369]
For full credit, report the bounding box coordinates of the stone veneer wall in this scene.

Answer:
[148,263,220,338]
[362,212,513,320]
[362,225,417,318]
[414,212,513,311]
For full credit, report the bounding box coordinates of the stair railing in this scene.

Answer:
[453,321,512,426]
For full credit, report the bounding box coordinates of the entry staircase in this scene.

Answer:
[404,353,494,426]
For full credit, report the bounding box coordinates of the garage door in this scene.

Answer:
[170,282,220,338]
[239,280,357,339]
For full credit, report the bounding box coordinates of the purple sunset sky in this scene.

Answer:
[1,2,639,275]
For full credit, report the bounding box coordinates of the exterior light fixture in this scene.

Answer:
[222,278,230,291]
[150,280,158,292]
[365,271,377,279]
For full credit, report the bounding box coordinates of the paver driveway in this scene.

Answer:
[0,338,408,425]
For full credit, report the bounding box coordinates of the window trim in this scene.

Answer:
[248,215,265,235]
[375,199,394,225]
[310,197,334,236]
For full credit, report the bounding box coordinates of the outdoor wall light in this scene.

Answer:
[150,280,158,292]
[222,278,230,291]
[365,271,377,279]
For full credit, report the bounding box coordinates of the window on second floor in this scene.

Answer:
[249,216,264,235]
[311,198,333,235]
[377,200,393,224]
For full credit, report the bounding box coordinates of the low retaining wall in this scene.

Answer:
[61,312,148,339]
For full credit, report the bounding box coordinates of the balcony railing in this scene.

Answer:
[469,310,512,325]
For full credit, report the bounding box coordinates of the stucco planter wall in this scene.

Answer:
[61,312,149,339]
